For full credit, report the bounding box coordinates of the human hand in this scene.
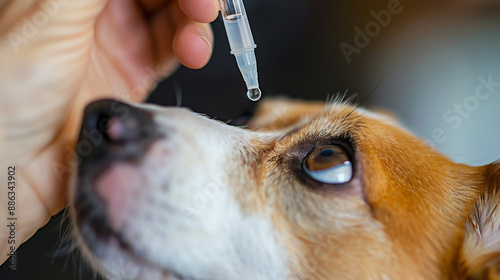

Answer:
[0,0,218,264]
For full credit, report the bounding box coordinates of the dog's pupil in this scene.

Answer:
[320,149,334,157]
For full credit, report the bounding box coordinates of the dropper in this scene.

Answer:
[218,0,261,101]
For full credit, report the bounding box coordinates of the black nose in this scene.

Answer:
[76,99,157,166]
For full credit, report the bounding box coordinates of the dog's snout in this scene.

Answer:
[83,99,153,143]
[77,99,157,164]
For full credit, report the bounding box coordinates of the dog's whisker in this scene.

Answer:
[62,251,70,273]
[344,91,360,106]
[78,261,83,280]
[358,78,383,108]
[174,82,183,107]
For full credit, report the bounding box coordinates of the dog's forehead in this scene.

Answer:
[249,98,401,137]
[248,98,327,131]
[248,98,482,278]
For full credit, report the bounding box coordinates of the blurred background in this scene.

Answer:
[1,0,499,279]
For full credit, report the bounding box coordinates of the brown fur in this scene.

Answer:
[245,98,498,279]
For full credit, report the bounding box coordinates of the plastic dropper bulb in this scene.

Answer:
[247,87,261,101]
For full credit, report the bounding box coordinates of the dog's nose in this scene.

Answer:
[77,99,157,165]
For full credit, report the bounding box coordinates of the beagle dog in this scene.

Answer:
[70,98,500,280]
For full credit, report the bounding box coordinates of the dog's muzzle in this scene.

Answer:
[74,99,159,242]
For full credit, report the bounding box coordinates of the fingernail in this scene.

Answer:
[197,29,212,52]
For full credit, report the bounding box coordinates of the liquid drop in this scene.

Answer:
[247,88,262,101]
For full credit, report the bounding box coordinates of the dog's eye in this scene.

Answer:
[303,145,353,184]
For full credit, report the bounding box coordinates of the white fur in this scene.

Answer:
[75,105,289,280]
[357,108,405,129]
[463,197,500,268]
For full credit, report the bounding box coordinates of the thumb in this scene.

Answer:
[0,0,108,61]
[0,0,110,160]
[0,0,108,52]
[0,0,108,111]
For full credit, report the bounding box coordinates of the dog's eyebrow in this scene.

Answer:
[275,117,313,141]
[277,126,302,141]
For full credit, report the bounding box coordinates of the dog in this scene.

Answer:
[69,97,500,280]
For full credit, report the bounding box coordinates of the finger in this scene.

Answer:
[178,0,219,23]
[136,0,169,12]
[0,0,109,108]
[95,0,156,97]
[150,1,180,77]
[173,19,213,69]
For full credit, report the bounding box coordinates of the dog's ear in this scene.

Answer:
[461,161,500,279]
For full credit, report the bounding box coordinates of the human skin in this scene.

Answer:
[0,0,218,265]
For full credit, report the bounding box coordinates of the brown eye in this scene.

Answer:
[303,145,353,184]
